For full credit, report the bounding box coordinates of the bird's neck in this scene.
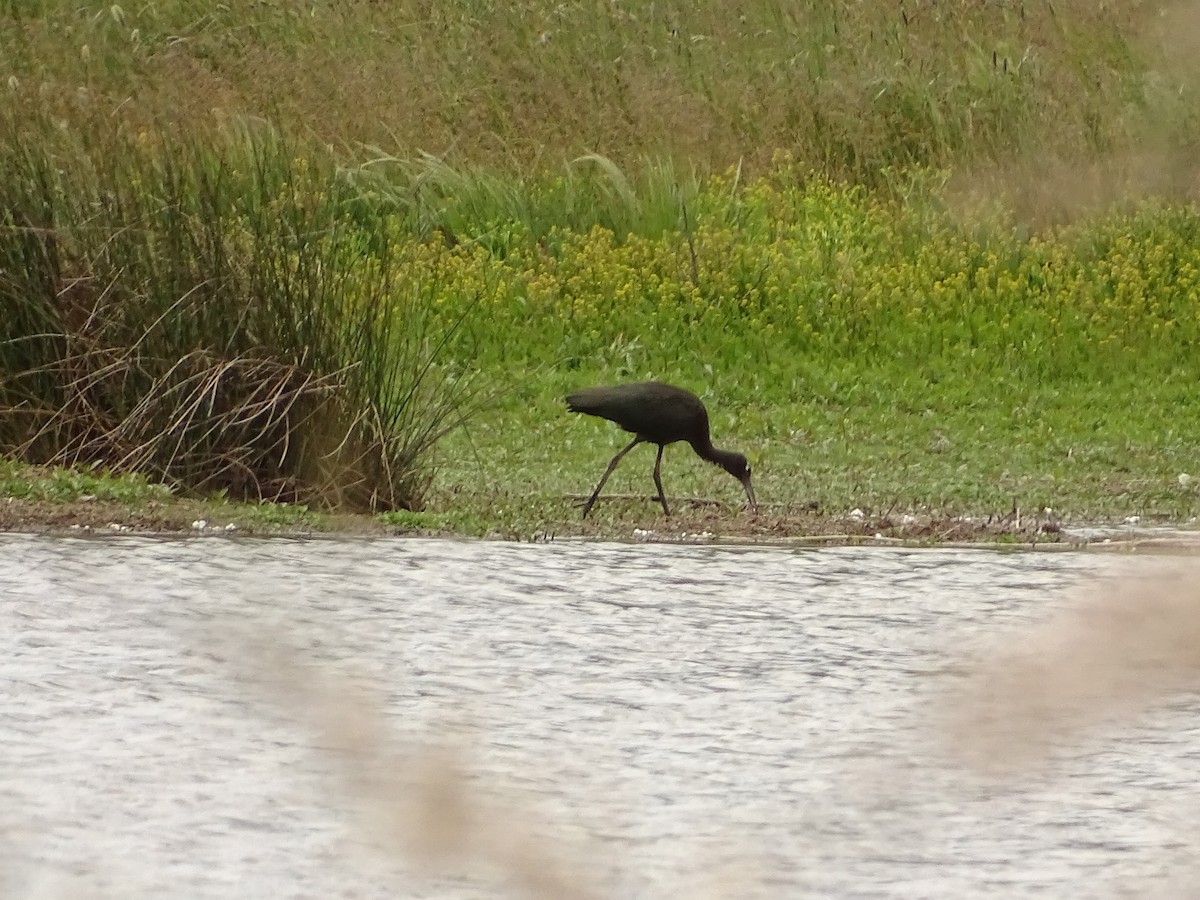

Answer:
[692,440,735,469]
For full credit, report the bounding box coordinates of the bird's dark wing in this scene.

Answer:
[566,381,706,445]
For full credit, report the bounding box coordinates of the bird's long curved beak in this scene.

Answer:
[740,474,758,513]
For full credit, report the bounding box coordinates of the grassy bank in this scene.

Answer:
[3,136,1200,541]
[8,146,1194,540]
[4,2,1200,542]
[407,166,1200,539]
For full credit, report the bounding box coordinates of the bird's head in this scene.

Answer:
[716,451,757,512]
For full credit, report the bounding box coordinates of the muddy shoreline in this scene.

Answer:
[5,494,1196,553]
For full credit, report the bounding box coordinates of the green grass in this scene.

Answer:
[222,500,318,529]
[0,459,173,504]
[426,366,1200,536]
[0,458,337,532]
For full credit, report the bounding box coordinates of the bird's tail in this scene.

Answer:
[565,388,607,416]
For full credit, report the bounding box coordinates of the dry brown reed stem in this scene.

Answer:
[219,635,603,900]
[941,564,1200,774]
[0,128,479,510]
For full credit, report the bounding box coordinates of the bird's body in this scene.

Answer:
[565,381,756,518]
[566,381,713,449]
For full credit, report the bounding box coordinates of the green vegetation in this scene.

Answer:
[0,458,172,504]
[2,1,1200,540]
[0,458,333,532]
[0,125,476,511]
[425,172,1200,534]
[4,0,1197,183]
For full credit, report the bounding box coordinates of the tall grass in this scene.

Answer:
[3,1,1196,182]
[0,119,476,510]
[337,151,702,251]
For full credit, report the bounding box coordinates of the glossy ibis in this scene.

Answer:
[565,380,757,518]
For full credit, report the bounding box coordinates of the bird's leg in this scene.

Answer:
[581,437,641,519]
[652,444,670,516]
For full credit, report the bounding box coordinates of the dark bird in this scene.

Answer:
[565,380,757,518]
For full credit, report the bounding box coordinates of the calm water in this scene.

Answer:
[2,535,1199,898]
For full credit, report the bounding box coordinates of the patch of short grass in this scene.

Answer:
[0,459,342,534]
[218,499,316,529]
[428,382,1195,540]
[0,460,174,504]
[428,359,1200,537]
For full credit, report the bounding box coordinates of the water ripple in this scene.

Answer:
[1,535,1196,898]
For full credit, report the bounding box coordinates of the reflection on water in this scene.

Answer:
[2,535,1199,898]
